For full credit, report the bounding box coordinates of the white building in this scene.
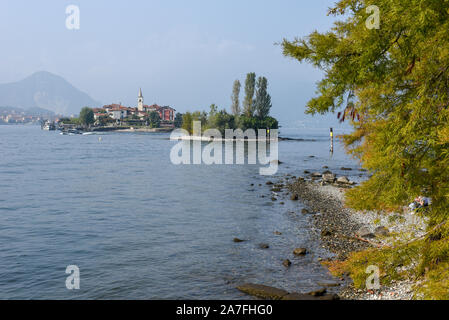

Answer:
[137,88,144,112]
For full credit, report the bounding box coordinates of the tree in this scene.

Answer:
[174,113,183,128]
[282,0,449,298]
[147,111,161,128]
[181,112,193,134]
[254,77,272,118]
[231,80,241,116]
[243,73,256,117]
[79,107,94,127]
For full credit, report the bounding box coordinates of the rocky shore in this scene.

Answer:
[287,171,427,300]
[235,166,427,300]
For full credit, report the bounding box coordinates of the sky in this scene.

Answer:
[0,0,349,129]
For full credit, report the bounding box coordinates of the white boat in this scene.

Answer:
[42,121,56,131]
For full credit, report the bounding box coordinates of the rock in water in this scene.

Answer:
[311,172,322,178]
[237,283,289,300]
[336,176,350,184]
[307,288,327,297]
[283,259,292,267]
[291,194,299,201]
[259,243,270,249]
[233,238,245,243]
[293,248,308,256]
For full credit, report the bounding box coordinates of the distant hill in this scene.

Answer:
[0,71,101,116]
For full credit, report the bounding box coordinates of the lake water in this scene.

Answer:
[0,125,363,299]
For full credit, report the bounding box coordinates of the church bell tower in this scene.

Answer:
[137,88,144,111]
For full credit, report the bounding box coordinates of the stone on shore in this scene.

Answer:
[374,226,390,237]
[311,172,322,178]
[336,176,351,184]
[357,226,375,239]
[290,194,299,201]
[322,173,336,184]
[307,288,327,297]
[237,283,289,300]
[283,259,292,267]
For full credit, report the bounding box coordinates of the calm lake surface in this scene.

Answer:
[0,125,363,299]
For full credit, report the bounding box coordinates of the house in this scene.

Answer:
[100,89,176,123]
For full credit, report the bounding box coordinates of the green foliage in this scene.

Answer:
[231,80,241,116]
[255,77,272,119]
[79,107,95,126]
[59,117,79,125]
[147,111,161,128]
[181,112,193,134]
[283,0,449,298]
[237,116,278,131]
[325,241,422,289]
[243,72,256,117]
[181,74,277,135]
[174,113,183,128]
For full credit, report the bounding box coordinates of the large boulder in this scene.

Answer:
[336,176,351,185]
[293,248,308,256]
[322,173,336,184]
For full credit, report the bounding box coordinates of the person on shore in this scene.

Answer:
[409,196,431,213]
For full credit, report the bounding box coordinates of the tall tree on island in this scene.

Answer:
[231,80,241,116]
[243,73,256,117]
[174,113,183,128]
[254,77,272,119]
[282,0,449,299]
[79,107,95,127]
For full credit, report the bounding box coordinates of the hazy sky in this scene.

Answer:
[0,0,347,128]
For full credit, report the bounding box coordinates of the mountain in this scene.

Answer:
[0,71,101,116]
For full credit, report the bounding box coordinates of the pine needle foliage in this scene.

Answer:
[283,0,449,299]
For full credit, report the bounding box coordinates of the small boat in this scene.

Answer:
[61,129,83,135]
[42,121,56,131]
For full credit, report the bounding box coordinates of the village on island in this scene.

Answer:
[42,89,180,134]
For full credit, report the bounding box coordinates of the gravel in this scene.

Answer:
[287,178,428,300]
